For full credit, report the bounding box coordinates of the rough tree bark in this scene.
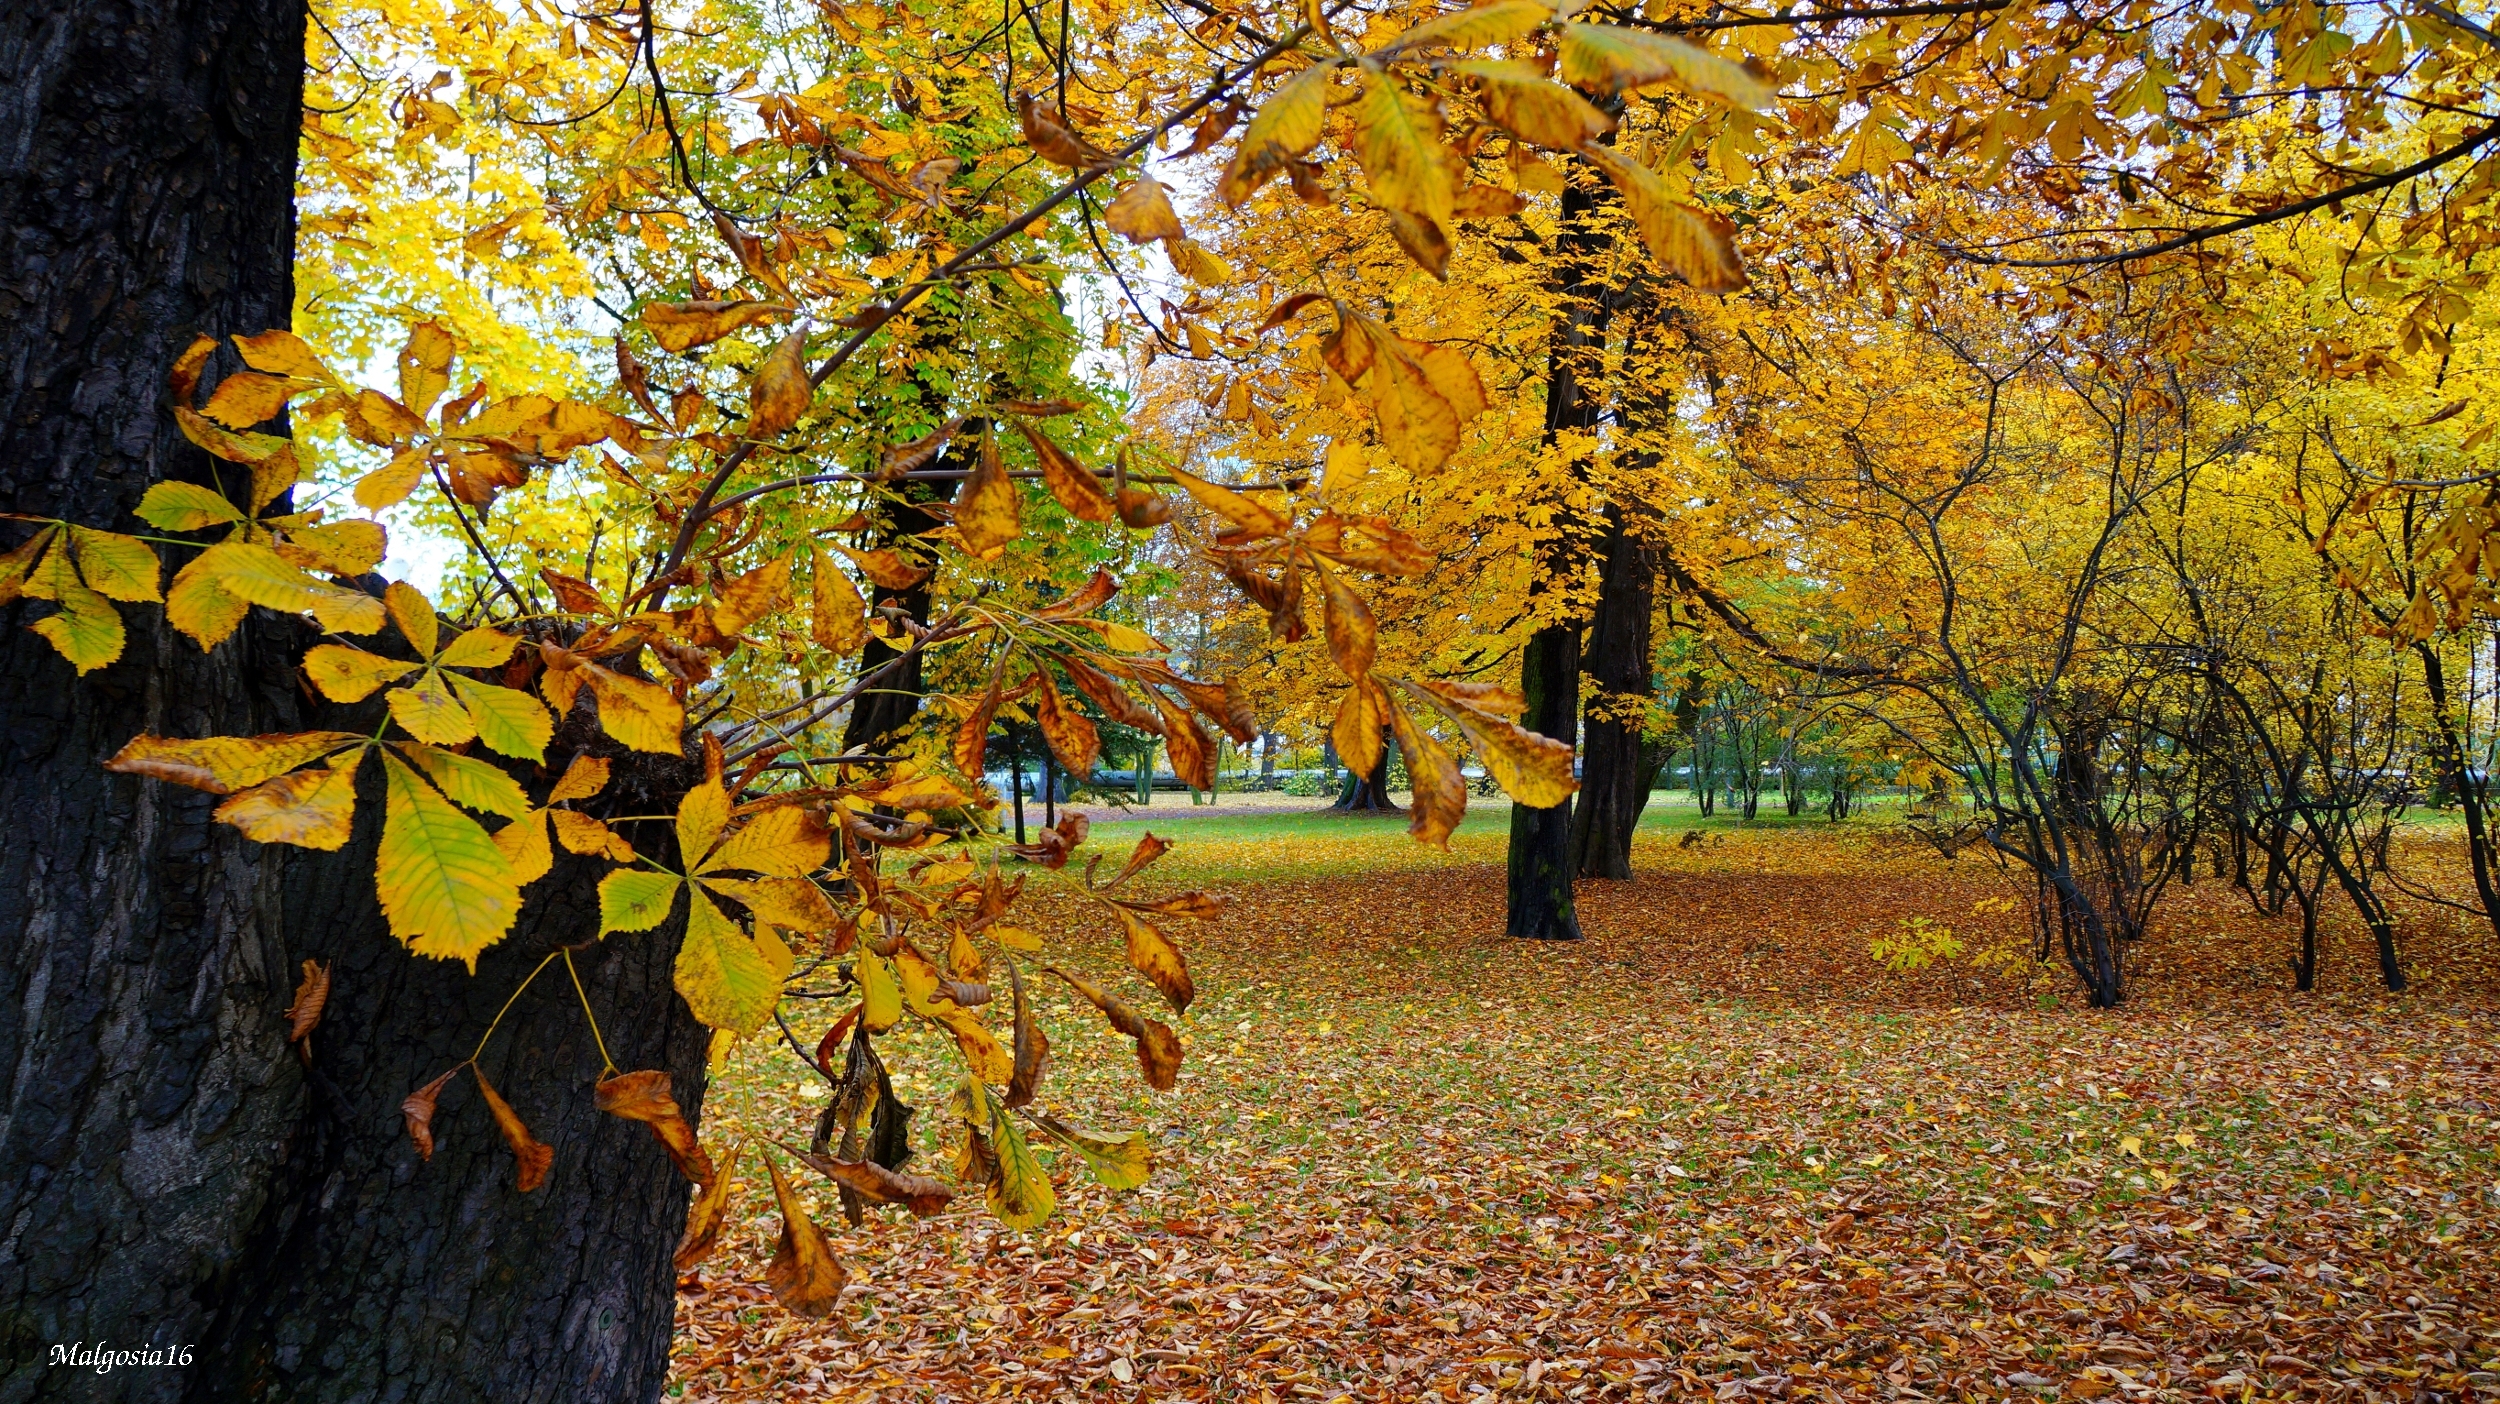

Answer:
[1568,507,1655,880]
[192,738,705,1403]
[2,7,707,1399]
[1,0,315,1392]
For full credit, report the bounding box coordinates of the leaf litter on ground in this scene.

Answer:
[672,818,2500,1401]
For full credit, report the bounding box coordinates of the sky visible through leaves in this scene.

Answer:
[670,806,2500,1400]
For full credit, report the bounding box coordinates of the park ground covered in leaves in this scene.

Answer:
[670,813,2500,1401]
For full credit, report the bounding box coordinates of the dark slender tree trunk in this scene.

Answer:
[1507,168,1606,941]
[839,428,968,755]
[1,9,705,1399]
[1569,509,1653,880]
[2416,647,2500,943]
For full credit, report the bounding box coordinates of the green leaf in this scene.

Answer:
[30,575,125,675]
[377,752,524,970]
[599,869,684,935]
[397,741,532,819]
[68,528,162,602]
[1022,1109,1152,1190]
[674,885,789,1034]
[985,1097,1057,1230]
[451,676,554,762]
[135,481,248,532]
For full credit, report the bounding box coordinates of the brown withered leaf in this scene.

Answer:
[1146,687,1215,792]
[1125,890,1225,921]
[641,299,791,354]
[1013,417,1116,523]
[746,328,812,440]
[779,1140,954,1217]
[1061,654,1163,734]
[1034,568,1118,620]
[402,1068,458,1161]
[1256,291,1328,335]
[763,1154,849,1316]
[1006,811,1090,868]
[673,1141,740,1270]
[995,397,1084,417]
[595,1070,716,1184]
[1114,905,1195,1014]
[473,1066,554,1192]
[285,958,331,1045]
[1385,209,1454,279]
[615,338,662,421]
[879,418,961,478]
[1097,831,1173,890]
[1045,964,1183,1090]
[954,667,1003,780]
[1031,667,1101,777]
[1016,89,1120,171]
[838,545,930,593]
[955,431,1022,558]
[1313,558,1378,679]
[1006,961,1048,1108]
[814,1005,862,1078]
[1170,96,1243,160]
[540,568,613,616]
[1116,486,1174,528]
[1384,695,1467,850]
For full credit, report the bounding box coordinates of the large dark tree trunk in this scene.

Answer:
[194,740,706,1403]
[1569,507,1654,880]
[1,8,706,1399]
[1,1,314,1393]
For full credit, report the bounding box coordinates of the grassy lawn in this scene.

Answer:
[673,815,2500,1401]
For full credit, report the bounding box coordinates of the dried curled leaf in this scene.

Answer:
[1016,90,1120,171]
[780,1141,954,1216]
[596,1070,717,1184]
[402,1068,458,1162]
[284,959,331,1044]
[1046,965,1183,1090]
[474,1066,554,1192]
[1006,961,1048,1108]
[763,1154,849,1316]
[674,1141,741,1270]
[641,299,792,353]
[1013,418,1115,523]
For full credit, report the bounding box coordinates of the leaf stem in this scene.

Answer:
[469,950,564,1064]
[563,947,621,1080]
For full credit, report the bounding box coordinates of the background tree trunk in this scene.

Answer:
[839,428,967,755]
[1569,509,1654,880]
[1,8,707,1398]
[1330,745,1400,813]
[1506,167,1604,941]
